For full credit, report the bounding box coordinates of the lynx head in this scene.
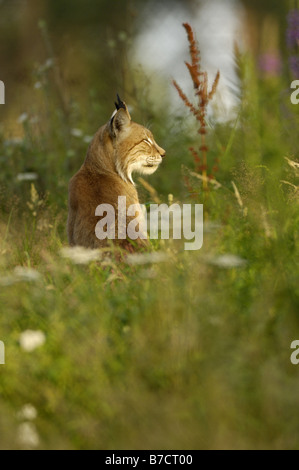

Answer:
[108,95,165,184]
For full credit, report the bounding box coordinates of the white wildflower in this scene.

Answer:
[71,128,83,138]
[44,58,54,69]
[18,113,28,124]
[19,330,46,352]
[13,266,42,282]
[37,58,54,74]
[34,81,42,89]
[126,251,169,265]
[207,254,247,268]
[0,266,41,286]
[17,422,40,448]
[17,404,37,421]
[83,135,93,144]
[60,246,101,265]
[17,172,38,182]
[4,137,23,146]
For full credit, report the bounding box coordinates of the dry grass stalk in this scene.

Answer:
[231,181,243,208]
[173,23,220,191]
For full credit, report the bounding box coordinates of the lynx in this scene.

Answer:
[67,95,165,250]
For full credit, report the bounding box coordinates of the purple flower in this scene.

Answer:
[289,55,299,77]
[258,53,282,76]
[286,9,299,49]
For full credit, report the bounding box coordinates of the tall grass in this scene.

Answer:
[0,20,298,450]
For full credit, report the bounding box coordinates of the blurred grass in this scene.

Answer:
[0,9,299,450]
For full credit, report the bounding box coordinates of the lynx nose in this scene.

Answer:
[154,142,165,159]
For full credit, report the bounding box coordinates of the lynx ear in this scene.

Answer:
[110,95,131,136]
[114,94,131,119]
[110,108,131,136]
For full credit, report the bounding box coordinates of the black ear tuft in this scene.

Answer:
[115,94,126,111]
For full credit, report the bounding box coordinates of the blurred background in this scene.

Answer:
[0,0,289,128]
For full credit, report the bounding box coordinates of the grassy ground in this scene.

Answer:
[0,42,298,449]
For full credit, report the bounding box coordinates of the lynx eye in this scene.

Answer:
[143,138,153,146]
